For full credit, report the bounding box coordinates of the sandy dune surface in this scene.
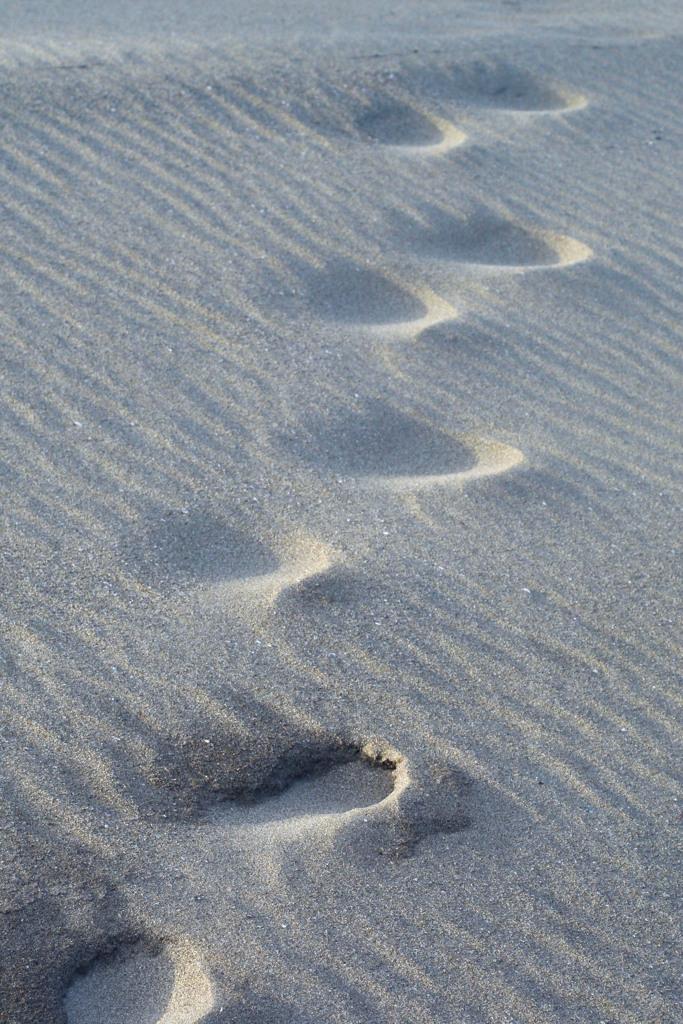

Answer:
[0,2,681,1022]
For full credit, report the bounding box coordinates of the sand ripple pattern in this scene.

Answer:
[0,41,680,1024]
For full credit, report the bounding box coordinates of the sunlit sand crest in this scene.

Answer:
[192,534,337,613]
[371,438,524,491]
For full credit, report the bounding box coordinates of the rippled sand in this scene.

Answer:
[0,3,681,1022]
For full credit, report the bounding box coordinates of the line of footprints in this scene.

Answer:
[67,69,591,1023]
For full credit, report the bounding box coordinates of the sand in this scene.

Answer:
[0,2,681,1022]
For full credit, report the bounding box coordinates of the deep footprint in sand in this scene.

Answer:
[64,741,469,1021]
[302,257,427,324]
[283,400,474,481]
[191,738,470,847]
[160,735,400,827]
[203,750,397,829]
[64,938,214,1024]
[399,60,585,113]
[158,734,469,853]
[121,509,279,590]
[283,401,523,491]
[354,96,443,146]
[394,206,591,268]
[122,506,338,614]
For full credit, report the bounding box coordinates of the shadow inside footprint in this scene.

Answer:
[123,510,278,588]
[64,937,213,1024]
[145,713,399,823]
[210,756,395,827]
[287,400,473,477]
[401,60,572,111]
[395,207,558,266]
[354,97,442,145]
[303,257,426,324]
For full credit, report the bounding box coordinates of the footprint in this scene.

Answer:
[122,509,278,589]
[64,937,214,1024]
[354,96,443,146]
[142,712,400,823]
[190,532,336,615]
[395,206,590,268]
[285,87,464,152]
[283,400,474,480]
[159,730,469,855]
[282,401,523,490]
[269,258,448,333]
[353,96,466,153]
[139,706,470,849]
[65,742,469,1020]
[204,750,397,829]
[378,436,524,492]
[171,732,399,824]
[302,257,427,324]
[401,60,585,113]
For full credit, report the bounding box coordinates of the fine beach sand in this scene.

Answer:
[0,2,681,1022]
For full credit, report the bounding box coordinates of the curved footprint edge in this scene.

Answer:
[339,743,473,859]
[61,748,471,1020]
[379,114,467,155]
[546,231,593,267]
[135,729,471,853]
[369,437,525,492]
[186,533,338,615]
[63,935,214,1024]
[392,206,593,271]
[510,89,588,116]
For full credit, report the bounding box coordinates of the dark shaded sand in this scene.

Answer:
[396,59,582,111]
[354,98,443,146]
[393,206,560,265]
[283,401,474,477]
[302,258,427,324]
[122,510,279,589]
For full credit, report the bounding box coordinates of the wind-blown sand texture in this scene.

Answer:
[0,2,681,1023]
